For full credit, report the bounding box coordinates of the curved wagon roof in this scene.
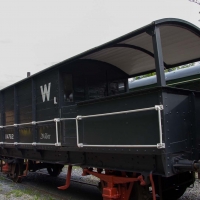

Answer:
[1,18,200,90]
[79,18,200,77]
[63,18,199,76]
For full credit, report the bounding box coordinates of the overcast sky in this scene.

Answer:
[0,0,199,89]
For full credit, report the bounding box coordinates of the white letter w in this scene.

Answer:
[40,83,51,102]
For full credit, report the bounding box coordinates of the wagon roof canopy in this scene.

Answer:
[2,18,200,92]
[74,18,199,77]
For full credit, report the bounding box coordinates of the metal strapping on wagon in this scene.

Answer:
[0,105,165,149]
[75,105,165,149]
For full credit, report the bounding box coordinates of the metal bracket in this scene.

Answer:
[55,142,61,146]
[78,143,83,148]
[54,118,60,123]
[157,143,165,149]
[155,105,164,111]
[32,121,36,125]
[76,116,82,120]
[32,142,37,146]
[14,142,18,146]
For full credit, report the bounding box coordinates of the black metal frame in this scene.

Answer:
[32,78,37,143]
[0,92,4,142]
[14,86,18,143]
[152,26,166,86]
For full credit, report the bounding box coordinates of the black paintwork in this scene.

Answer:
[151,26,166,87]
[0,19,199,186]
[0,75,199,177]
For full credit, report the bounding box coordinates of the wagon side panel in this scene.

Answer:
[35,70,59,144]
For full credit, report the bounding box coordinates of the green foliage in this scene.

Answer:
[167,63,195,72]
[135,72,156,80]
[134,63,195,80]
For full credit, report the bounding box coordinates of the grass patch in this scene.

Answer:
[0,175,7,181]
[6,188,56,200]
[32,194,40,200]
[23,188,33,195]
[48,197,56,200]
[7,188,38,198]
[7,189,24,197]
[0,174,57,200]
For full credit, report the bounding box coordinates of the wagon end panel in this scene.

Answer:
[192,92,200,160]
[161,88,197,177]
[162,90,193,153]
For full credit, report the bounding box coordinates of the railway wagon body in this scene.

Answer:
[0,18,200,200]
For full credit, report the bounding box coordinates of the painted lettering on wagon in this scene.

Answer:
[40,133,51,140]
[5,134,14,140]
[40,83,51,102]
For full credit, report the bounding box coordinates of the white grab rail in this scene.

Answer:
[75,105,165,149]
[0,118,64,146]
[0,105,165,149]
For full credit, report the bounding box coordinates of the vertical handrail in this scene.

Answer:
[76,116,82,147]
[54,118,61,146]
[155,105,164,149]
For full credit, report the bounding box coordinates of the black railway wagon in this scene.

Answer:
[0,18,200,200]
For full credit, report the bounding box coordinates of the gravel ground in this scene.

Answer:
[0,167,101,200]
[0,167,199,200]
[0,175,54,200]
[180,180,200,200]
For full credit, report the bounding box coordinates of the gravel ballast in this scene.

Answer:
[0,167,199,200]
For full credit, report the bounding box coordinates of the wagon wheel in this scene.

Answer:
[47,165,63,177]
[161,186,187,200]
[130,182,152,200]
[11,163,22,183]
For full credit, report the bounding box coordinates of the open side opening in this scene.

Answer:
[60,60,128,105]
